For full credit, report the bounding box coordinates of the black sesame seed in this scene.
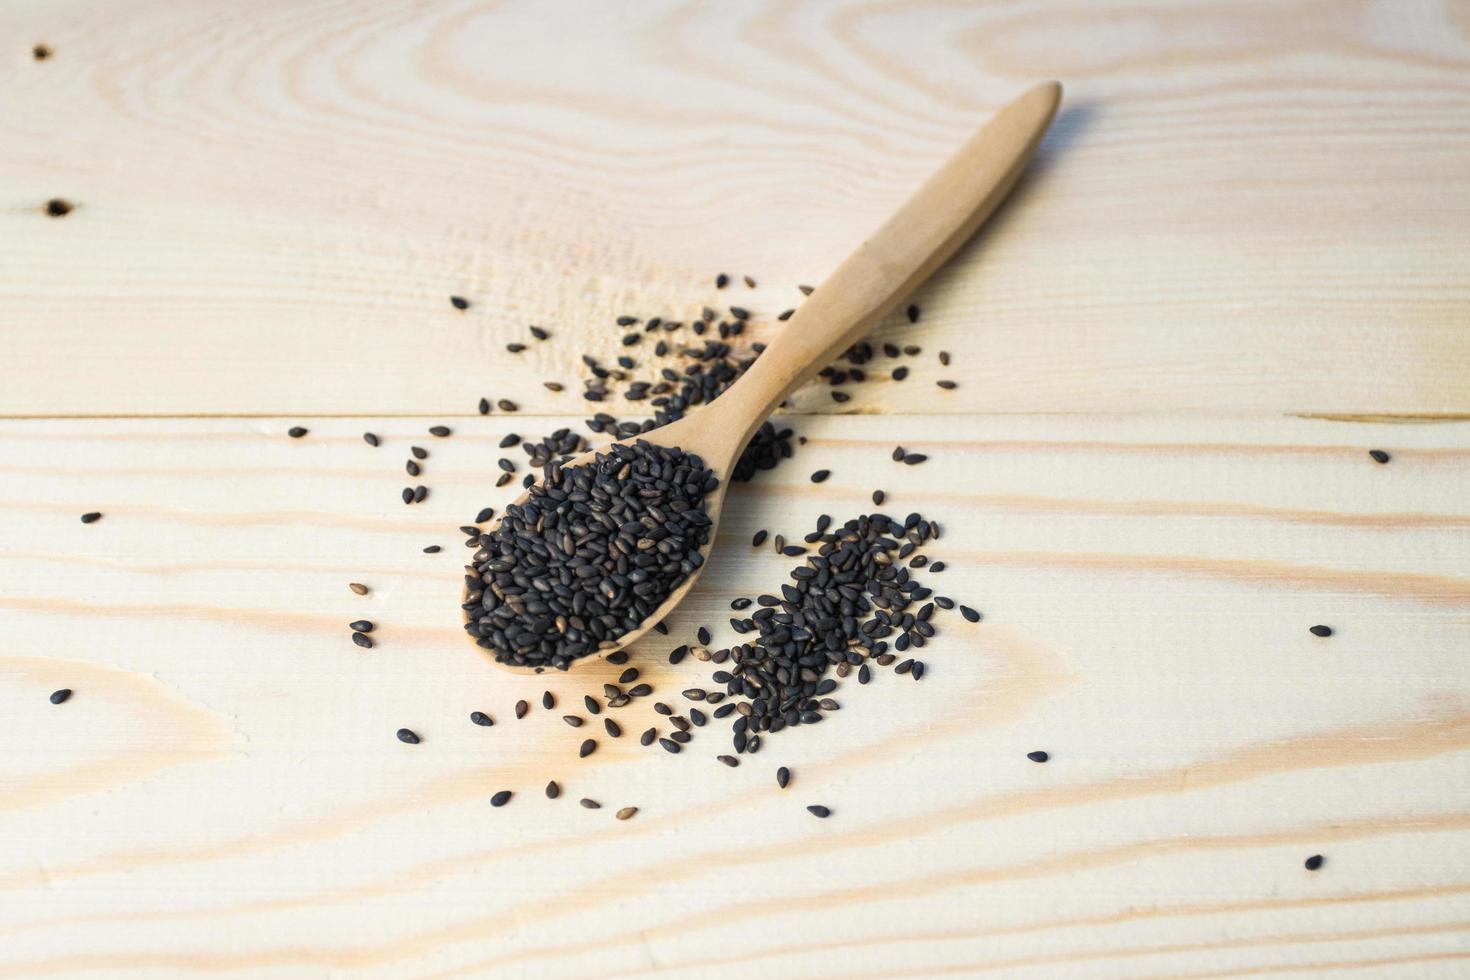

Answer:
[542,691,555,709]
[715,274,729,289]
[530,325,549,340]
[429,426,451,437]
[423,545,441,553]
[604,718,621,737]
[470,711,493,727]
[906,304,920,323]
[579,738,596,758]
[1368,449,1390,464]
[515,699,529,719]
[396,728,420,744]
[807,805,830,818]
[450,296,469,310]
[936,380,957,390]
[777,766,790,788]
[349,620,373,633]
[50,688,71,705]
[46,198,73,217]
[288,426,308,438]
[479,398,491,415]
[810,469,830,483]
[584,695,600,715]
[960,605,981,623]
[413,485,428,502]
[1027,750,1049,763]
[352,632,373,648]
[1309,625,1333,637]
[80,512,102,524]
[363,432,380,446]
[640,727,657,746]
[490,790,512,807]
[475,507,494,523]
[580,798,601,809]
[1305,854,1324,870]
[545,780,560,798]
[872,490,885,505]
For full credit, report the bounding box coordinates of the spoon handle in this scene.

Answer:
[712,81,1061,451]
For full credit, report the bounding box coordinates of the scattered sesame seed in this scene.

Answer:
[396,728,420,744]
[50,689,71,705]
[1027,750,1049,763]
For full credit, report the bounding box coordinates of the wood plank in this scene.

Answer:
[2,0,1468,417]
[0,413,1467,977]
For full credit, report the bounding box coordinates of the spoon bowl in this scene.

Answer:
[465,81,1062,673]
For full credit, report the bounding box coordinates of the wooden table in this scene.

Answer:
[3,1,1468,977]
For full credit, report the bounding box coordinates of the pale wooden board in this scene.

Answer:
[1,414,1468,978]
[3,0,1470,417]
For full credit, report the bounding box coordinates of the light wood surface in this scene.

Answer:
[2,414,1468,978]
[2,0,1468,418]
[4,1,1470,977]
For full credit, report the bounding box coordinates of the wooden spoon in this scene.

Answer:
[470,81,1062,673]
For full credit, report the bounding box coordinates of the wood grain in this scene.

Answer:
[2,0,1469,417]
[1,413,1467,977]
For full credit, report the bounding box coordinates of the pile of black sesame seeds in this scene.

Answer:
[463,440,718,670]
[672,509,973,755]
